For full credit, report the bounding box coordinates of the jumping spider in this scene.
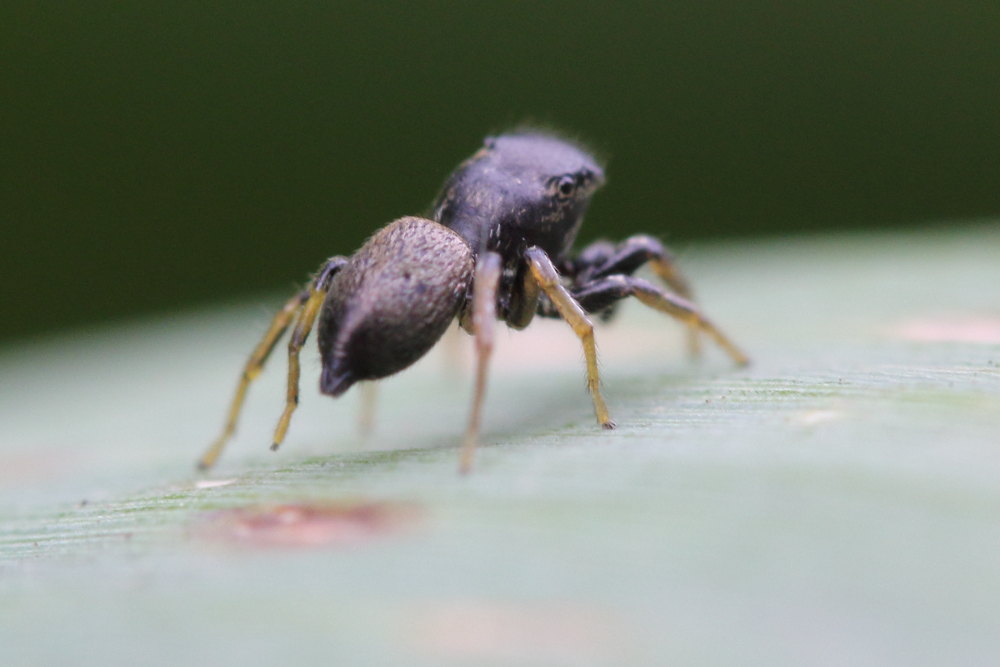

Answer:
[199,131,748,472]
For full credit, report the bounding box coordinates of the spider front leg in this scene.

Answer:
[197,256,346,470]
[570,274,748,366]
[525,247,615,430]
[568,235,702,355]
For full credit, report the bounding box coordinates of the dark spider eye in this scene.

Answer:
[556,175,576,198]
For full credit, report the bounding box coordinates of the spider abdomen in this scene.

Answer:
[317,216,474,396]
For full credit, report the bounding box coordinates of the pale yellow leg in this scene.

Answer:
[647,253,702,357]
[459,251,502,474]
[526,247,615,430]
[198,290,309,470]
[631,280,749,366]
[271,285,328,451]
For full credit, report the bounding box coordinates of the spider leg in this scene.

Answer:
[271,257,347,451]
[197,257,347,470]
[571,234,693,298]
[525,247,615,430]
[572,275,748,366]
[569,235,702,355]
[459,251,502,473]
[198,289,310,470]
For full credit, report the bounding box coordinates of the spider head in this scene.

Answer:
[434,132,605,261]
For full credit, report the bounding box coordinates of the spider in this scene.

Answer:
[198,131,748,472]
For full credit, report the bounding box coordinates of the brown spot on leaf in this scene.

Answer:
[196,501,418,548]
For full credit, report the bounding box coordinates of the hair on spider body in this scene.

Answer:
[198,130,748,473]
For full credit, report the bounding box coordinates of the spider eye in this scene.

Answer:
[555,175,577,198]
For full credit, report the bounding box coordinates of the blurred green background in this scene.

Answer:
[3,1,999,343]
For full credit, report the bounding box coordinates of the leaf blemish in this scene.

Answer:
[195,501,419,548]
